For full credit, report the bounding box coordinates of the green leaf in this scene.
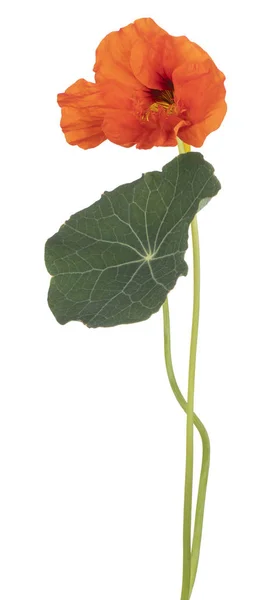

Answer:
[45,152,220,328]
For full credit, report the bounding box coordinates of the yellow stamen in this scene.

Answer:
[142,88,176,121]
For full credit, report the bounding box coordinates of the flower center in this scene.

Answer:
[146,86,176,117]
[150,88,175,108]
[138,82,186,123]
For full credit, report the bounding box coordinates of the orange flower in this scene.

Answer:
[58,18,226,150]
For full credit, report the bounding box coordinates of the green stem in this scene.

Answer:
[179,214,200,600]
[162,299,210,595]
[164,136,210,598]
[188,219,209,594]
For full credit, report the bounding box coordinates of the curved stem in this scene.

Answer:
[188,219,209,594]
[179,214,200,600]
[166,136,209,599]
[162,299,210,594]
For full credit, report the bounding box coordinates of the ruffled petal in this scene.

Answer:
[102,110,142,147]
[130,36,169,90]
[101,102,187,150]
[130,35,210,90]
[136,110,188,149]
[94,18,166,86]
[163,37,210,76]
[133,18,166,39]
[57,79,106,149]
[173,60,226,146]
[136,119,185,150]
[99,80,139,110]
[178,100,227,147]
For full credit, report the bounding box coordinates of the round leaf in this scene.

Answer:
[45,153,220,328]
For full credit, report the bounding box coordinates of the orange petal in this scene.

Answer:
[130,36,169,90]
[163,37,211,76]
[57,79,106,149]
[173,60,226,146]
[102,110,142,147]
[133,18,166,39]
[136,113,188,149]
[99,80,138,110]
[178,99,227,147]
[130,35,210,89]
[136,124,180,149]
[101,104,186,150]
[94,18,166,87]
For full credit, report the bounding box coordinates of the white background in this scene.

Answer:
[1,1,263,598]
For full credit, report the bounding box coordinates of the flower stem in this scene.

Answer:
[162,137,210,599]
[179,212,200,600]
[162,299,210,595]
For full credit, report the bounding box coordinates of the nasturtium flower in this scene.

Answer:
[58,18,226,150]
